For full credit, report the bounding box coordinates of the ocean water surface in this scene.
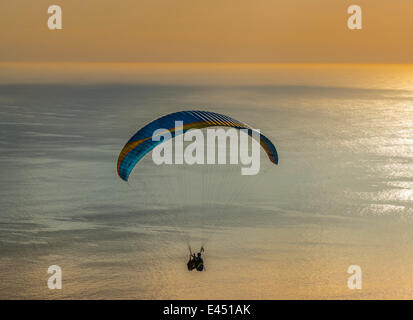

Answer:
[1,64,413,299]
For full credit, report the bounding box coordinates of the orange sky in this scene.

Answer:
[1,0,413,63]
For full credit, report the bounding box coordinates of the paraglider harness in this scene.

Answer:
[187,247,205,271]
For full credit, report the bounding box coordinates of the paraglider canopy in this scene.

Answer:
[117,110,278,181]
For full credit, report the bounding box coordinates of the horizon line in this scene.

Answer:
[1,61,413,66]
